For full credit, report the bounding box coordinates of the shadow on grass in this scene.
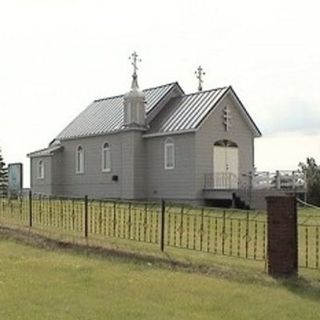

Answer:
[278,275,320,303]
[1,225,319,302]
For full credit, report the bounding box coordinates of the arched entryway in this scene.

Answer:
[213,140,239,189]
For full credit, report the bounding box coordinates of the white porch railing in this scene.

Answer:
[204,172,238,190]
[253,170,306,190]
[204,170,306,191]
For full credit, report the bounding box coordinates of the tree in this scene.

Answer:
[0,148,8,195]
[299,157,320,205]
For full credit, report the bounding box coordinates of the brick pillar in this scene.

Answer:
[266,196,298,278]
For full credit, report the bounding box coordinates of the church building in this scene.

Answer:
[28,52,261,205]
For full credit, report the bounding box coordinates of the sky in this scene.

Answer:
[0,0,319,187]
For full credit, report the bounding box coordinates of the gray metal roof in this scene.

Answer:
[55,82,260,141]
[146,86,229,134]
[56,82,178,140]
[27,145,63,158]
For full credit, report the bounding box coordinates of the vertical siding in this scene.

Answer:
[145,133,196,200]
[195,93,255,197]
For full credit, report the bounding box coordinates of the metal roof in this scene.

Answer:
[56,82,178,140]
[27,145,63,158]
[146,86,229,134]
[55,82,260,141]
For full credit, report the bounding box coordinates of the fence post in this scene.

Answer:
[199,208,204,251]
[84,195,88,238]
[245,211,249,259]
[276,170,281,190]
[292,171,296,190]
[28,190,33,227]
[160,200,165,252]
[113,201,116,236]
[266,196,298,278]
[222,210,226,255]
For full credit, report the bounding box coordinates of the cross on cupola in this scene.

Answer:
[129,51,142,89]
[195,65,206,92]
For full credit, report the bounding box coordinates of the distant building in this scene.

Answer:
[28,53,261,205]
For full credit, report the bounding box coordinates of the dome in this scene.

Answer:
[124,74,145,99]
[124,87,145,99]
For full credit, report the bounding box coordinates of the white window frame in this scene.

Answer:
[164,138,175,170]
[102,142,111,172]
[37,159,44,179]
[75,145,84,174]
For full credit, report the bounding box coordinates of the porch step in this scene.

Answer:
[203,190,250,209]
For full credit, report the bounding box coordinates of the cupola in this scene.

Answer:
[123,51,146,127]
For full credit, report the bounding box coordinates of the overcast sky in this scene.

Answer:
[0,0,319,187]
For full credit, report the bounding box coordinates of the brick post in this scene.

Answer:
[266,196,298,278]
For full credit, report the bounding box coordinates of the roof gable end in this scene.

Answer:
[227,87,262,137]
[194,86,261,137]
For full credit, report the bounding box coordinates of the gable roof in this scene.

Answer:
[56,82,180,140]
[146,86,229,135]
[144,86,261,137]
[55,82,261,141]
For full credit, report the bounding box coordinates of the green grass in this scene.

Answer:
[0,237,320,320]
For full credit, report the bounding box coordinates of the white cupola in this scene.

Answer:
[123,51,146,127]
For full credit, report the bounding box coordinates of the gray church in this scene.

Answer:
[28,53,261,205]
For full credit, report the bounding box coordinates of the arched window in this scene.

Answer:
[102,142,111,172]
[76,145,84,174]
[37,160,44,179]
[164,138,175,170]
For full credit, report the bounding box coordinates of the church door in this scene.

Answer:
[213,140,239,189]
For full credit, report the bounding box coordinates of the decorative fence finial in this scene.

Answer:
[195,65,205,92]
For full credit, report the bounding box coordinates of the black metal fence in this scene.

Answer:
[298,213,320,269]
[0,194,319,269]
[0,194,267,262]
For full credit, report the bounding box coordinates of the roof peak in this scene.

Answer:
[93,83,228,103]
[94,82,180,103]
[182,86,230,98]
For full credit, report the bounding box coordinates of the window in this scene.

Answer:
[102,142,111,172]
[37,160,44,179]
[164,138,175,170]
[76,145,84,174]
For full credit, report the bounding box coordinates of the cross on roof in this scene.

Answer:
[195,65,206,91]
[129,51,142,77]
[223,106,231,131]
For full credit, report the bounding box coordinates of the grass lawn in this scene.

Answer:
[1,236,320,320]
